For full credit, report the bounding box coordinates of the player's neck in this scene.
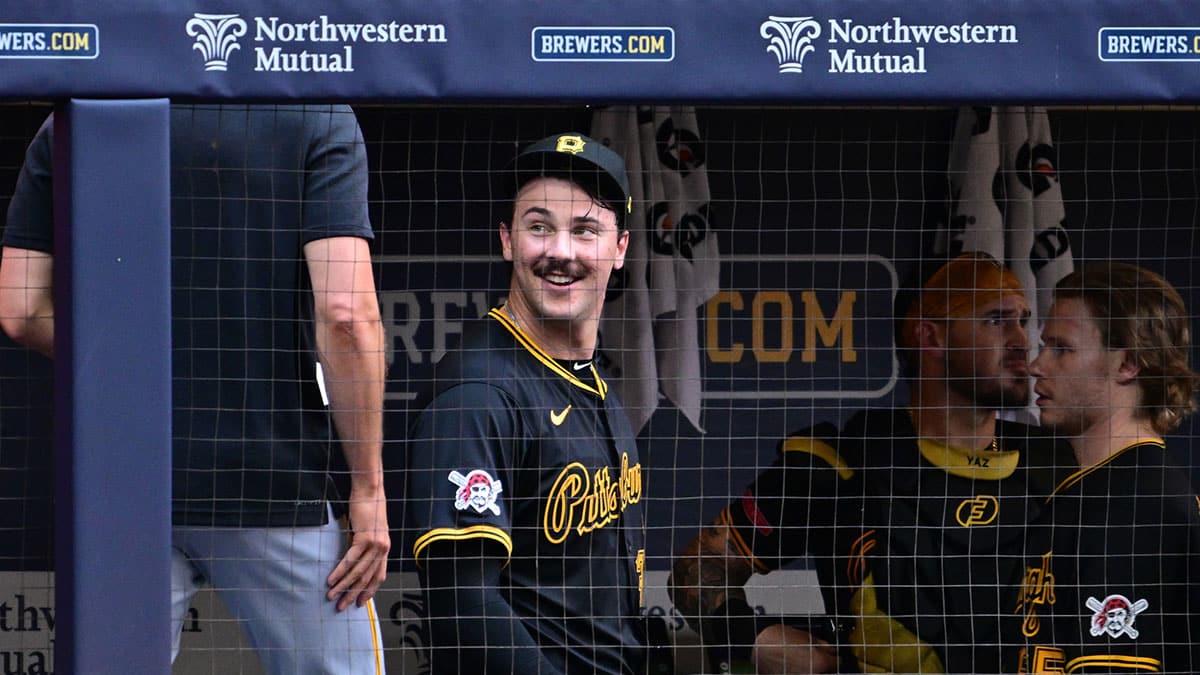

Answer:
[908,397,998,453]
[502,301,597,362]
[1073,410,1161,468]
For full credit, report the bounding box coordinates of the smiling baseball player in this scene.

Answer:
[405,133,647,675]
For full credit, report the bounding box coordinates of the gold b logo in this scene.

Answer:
[555,135,586,154]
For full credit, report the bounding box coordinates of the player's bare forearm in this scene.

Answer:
[317,313,388,610]
[316,303,385,491]
[320,318,386,491]
[0,247,55,358]
[306,237,387,492]
[669,521,755,627]
[306,237,389,610]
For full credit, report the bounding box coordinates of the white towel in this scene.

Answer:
[592,106,720,433]
[942,106,1075,422]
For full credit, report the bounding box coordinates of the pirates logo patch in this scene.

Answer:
[1087,593,1148,639]
[449,469,504,516]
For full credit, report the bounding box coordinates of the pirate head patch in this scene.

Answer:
[449,469,503,516]
[1087,593,1148,639]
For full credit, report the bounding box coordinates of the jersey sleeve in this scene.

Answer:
[407,381,522,566]
[722,426,849,573]
[3,115,55,253]
[300,104,373,243]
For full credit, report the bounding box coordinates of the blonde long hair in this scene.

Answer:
[1054,262,1199,434]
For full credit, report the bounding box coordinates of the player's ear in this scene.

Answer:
[1114,349,1141,384]
[914,319,945,352]
[612,228,630,270]
[499,221,513,262]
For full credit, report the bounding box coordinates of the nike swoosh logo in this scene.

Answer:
[572,361,591,371]
[550,405,572,426]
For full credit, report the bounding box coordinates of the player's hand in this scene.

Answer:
[751,624,839,674]
[326,488,390,612]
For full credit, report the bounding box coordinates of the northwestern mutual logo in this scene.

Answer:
[187,13,247,71]
[760,17,821,73]
[761,15,1018,75]
[185,13,447,74]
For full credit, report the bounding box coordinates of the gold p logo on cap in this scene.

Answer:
[555,134,586,154]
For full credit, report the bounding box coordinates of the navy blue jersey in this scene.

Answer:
[406,308,647,674]
[3,105,373,526]
[723,408,1072,673]
[1010,441,1200,674]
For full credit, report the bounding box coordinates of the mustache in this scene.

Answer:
[532,257,588,279]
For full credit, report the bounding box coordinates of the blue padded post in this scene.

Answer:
[54,99,172,675]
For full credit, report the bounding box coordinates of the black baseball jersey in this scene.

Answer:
[3,106,373,527]
[406,308,647,674]
[723,408,1072,674]
[1010,440,1200,674]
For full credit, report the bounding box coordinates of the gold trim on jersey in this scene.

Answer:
[489,307,608,398]
[412,525,513,566]
[1064,653,1162,672]
[718,507,771,574]
[1051,438,1165,498]
[781,436,854,479]
[917,437,1020,480]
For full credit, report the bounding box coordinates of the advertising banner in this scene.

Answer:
[2,2,1200,102]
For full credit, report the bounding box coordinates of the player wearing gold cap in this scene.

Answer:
[670,252,1074,674]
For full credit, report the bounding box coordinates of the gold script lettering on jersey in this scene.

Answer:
[1017,551,1057,638]
[543,453,643,544]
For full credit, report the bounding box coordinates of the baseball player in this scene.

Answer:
[669,253,1074,674]
[405,132,646,674]
[0,105,388,673]
[1010,262,1200,674]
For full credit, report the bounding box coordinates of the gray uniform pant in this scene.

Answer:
[170,510,386,674]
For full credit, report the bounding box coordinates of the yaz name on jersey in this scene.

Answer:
[543,454,642,544]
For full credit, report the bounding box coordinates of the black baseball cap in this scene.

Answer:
[504,132,633,228]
